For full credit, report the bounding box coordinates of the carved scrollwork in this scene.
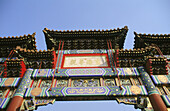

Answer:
[72,79,99,87]
[41,80,52,87]
[56,80,68,87]
[104,79,115,86]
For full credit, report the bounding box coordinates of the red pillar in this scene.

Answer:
[7,96,23,111]
[149,94,167,111]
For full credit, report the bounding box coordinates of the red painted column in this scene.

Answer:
[20,60,26,77]
[7,96,23,111]
[3,61,7,77]
[149,94,167,111]
[115,49,119,67]
[52,51,57,69]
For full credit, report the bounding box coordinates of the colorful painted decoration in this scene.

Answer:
[0,78,20,87]
[56,80,67,87]
[117,97,137,104]
[14,69,33,97]
[133,78,141,85]
[54,67,140,78]
[24,85,148,97]
[151,75,170,85]
[66,68,105,77]
[138,67,158,95]
[72,79,99,87]
[0,97,10,109]
[64,87,109,95]
[32,80,38,88]
[24,99,36,110]
[117,97,152,110]
[161,95,170,107]
[25,87,49,97]
[7,90,16,98]
[104,79,115,86]
[0,90,5,98]
[130,86,142,95]
[36,99,55,106]
[48,87,64,97]
[157,87,166,95]
[40,80,52,87]
[32,69,53,78]
[167,87,170,93]
[31,67,140,79]
[31,88,42,96]
[63,49,107,54]
[120,79,131,86]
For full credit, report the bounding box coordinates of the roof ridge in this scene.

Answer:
[43,26,128,33]
[120,46,157,52]
[134,32,170,37]
[0,32,36,39]
[16,46,54,53]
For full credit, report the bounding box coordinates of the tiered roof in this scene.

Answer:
[134,32,170,55]
[118,46,157,67]
[43,26,128,50]
[15,46,56,69]
[0,33,37,57]
[15,46,54,59]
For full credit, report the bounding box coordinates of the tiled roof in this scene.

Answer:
[134,32,170,55]
[43,26,128,50]
[0,33,37,50]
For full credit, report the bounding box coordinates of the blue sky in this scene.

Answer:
[0,0,170,111]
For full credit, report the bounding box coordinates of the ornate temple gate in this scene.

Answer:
[0,26,169,111]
